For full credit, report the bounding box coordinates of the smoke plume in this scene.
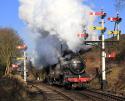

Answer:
[19,0,97,68]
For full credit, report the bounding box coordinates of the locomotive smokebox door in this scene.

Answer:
[70,59,86,75]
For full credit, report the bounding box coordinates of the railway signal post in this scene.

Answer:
[23,50,27,82]
[100,10,107,90]
[89,10,107,90]
[108,13,122,40]
[75,8,122,90]
[16,44,27,82]
[86,10,122,90]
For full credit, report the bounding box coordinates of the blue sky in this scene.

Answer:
[86,0,125,31]
[0,0,28,43]
[0,0,125,53]
[0,0,33,53]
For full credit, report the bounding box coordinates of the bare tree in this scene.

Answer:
[0,28,23,75]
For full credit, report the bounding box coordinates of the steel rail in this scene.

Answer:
[32,84,74,101]
[79,89,125,101]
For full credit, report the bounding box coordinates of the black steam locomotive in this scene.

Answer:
[45,54,91,89]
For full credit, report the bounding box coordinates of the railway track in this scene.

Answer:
[28,81,125,101]
[44,84,125,101]
[28,82,94,101]
[77,89,125,101]
[31,84,74,101]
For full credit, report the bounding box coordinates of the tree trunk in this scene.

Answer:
[5,66,10,75]
[4,59,11,75]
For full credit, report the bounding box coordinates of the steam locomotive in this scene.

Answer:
[45,53,91,89]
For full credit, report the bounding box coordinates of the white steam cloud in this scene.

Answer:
[19,0,97,68]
